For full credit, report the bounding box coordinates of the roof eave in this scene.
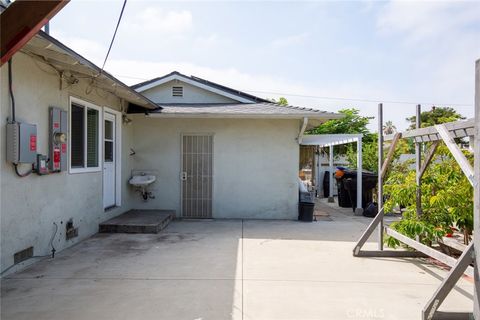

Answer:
[144,112,342,120]
[25,31,159,110]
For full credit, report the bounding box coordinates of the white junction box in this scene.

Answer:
[6,122,37,164]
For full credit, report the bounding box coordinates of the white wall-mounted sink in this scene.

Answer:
[129,175,156,187]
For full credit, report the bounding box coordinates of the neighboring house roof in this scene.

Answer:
[132,71,272,104]
[18,31,159,110]
[144,103,342,128]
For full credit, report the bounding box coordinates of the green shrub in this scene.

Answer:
[384,145,473,247]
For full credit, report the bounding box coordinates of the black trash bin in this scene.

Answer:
[336,178,352,208]
[334,168,352,208]
[298,192,315,222]
[298,202,315,222]
[342,170,378,212]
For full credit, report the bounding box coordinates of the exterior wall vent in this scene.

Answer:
[172,86,183,97]
[14,246,33,264]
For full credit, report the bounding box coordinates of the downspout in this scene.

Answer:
[298,117,308,144]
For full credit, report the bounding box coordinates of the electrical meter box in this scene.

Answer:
[6,122,37,164]
[49,107,68,172]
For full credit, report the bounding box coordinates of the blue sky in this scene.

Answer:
[50,0,480,130]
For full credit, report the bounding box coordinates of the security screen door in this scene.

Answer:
[181,134,213,218]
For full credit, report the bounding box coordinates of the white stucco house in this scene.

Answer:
[0,31,340,273]
[128,71,342,219]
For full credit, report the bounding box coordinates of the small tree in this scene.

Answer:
[309,108,376,169]
[383,121,397,135]
[345,134,378,172]
[406,106,465,129]
[309,108,372,137]
[385,146,473,247]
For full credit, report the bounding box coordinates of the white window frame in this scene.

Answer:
[69,96,103,174]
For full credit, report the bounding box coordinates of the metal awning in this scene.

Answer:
[301,134,364,215]
[18,31,158,110]
[301,134,363,147]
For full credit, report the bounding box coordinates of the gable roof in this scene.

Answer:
[131,71,342,124]
[19,31,159,110]
[132,71,271,104]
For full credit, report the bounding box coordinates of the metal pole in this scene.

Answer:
[378,103,384,250]
[473,58,479,318]
[355,136,363,215]
[415,104,422,217]
[328,145,334,203]
[313,147,318,197]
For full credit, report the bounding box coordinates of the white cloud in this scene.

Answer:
[377,1,480,44]
[375,0,478,125]
[271,32,309,48]
[193,33,224,49]
[124,7,193,35]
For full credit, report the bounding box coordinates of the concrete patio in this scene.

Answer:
[1,200,474,320]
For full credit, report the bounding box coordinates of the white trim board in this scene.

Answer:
[134,73,255,104]
[146,113,339,120]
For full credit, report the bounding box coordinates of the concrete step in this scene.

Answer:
[99,209,175,234]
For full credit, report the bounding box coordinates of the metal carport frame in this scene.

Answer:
[301,134,364,215]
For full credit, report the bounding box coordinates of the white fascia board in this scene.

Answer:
[146,113,339,120]
[301,134,363,146]
[135,74,254,103]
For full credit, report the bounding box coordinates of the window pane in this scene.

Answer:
[105,141,113,162]
[104,120,113,140]
[71,104,84,168]
[87,108,99,167]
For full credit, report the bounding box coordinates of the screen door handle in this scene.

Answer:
[181,172,187,181]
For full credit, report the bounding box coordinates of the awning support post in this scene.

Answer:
[355,136,363,215]
[328,145,334,203]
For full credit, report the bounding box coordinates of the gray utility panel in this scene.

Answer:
[6,121,37,164]
[49,107,68,172]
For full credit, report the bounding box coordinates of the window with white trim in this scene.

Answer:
[69,98,102,173]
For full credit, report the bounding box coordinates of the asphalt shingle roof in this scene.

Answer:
[148,103,340,119]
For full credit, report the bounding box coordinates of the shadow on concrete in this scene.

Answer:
[1,220,242,320]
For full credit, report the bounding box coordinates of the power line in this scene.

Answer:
[115,74,473,107]
[242,90,473,107]
[100,0,127,74]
